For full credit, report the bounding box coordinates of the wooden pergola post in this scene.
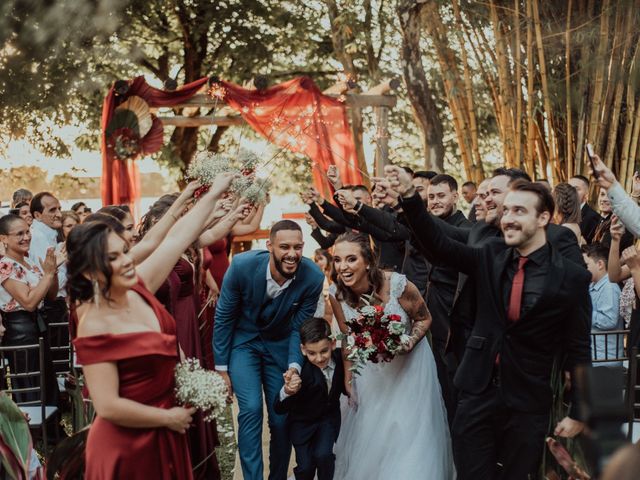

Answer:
[374,105,389,177]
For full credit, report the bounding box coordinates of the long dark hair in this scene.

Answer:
[66,222,123,303]
[331,232,383,308]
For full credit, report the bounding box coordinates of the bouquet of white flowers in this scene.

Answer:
[186,149,269,204]
[174,359,228,422]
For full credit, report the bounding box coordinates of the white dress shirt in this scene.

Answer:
[29,220,67,298]
[266,262,294,299]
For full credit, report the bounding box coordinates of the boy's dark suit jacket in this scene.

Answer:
[274,349,346,445]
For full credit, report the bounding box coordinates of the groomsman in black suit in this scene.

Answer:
[274,318,346,480]
[386,167,591,480]
[569,174,601,244]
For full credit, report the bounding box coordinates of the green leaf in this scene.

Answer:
[0,392,32,480]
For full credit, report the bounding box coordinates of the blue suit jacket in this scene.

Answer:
[214,250,325,370]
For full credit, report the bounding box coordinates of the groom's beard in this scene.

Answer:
[274,255,299,279]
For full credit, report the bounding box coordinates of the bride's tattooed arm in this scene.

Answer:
[398,281,432,352]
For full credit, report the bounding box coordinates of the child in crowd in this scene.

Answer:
[274,317,346,480]
[582,243,624,366]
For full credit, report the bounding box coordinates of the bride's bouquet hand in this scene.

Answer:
[345,378,358,410]
[398,335,418,355]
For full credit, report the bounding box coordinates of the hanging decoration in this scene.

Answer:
[101,75,360,208]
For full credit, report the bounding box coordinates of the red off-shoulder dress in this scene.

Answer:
[73,280,193,480]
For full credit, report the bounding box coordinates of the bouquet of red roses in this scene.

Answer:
[340,302,409,375]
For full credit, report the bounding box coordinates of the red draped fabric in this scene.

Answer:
[100,76,208,208]
[101,76,360,207]
[220,77,361,197]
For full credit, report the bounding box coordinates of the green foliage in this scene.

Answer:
[0,392,32,479]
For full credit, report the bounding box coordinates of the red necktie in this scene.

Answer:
[507,256,529,322]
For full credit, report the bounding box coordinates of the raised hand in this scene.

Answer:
[299,190,314,205]
[384,165,414,198]
[609,215,625,241]
[336,188,358,213]
[209,172,238,198]
[622,245,640,271]
[590,154,617,190]
[304,212,319,230]
[233,199,253,221]
[372,177,400,207]
[308,187,322,204]
[39,247,57,276]
[327,166,343,189]
[212,197,234,220]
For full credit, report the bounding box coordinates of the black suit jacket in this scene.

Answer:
[580,203,601,244]
[273,349,346,445]
[401,193,592,417]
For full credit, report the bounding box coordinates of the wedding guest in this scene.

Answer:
[386,168,591,480]
[28,192,67,390]
[569,174,600,244]
[70,202,91,223]
[71,172,235,480]
[59,211,80,242]
[553,183,583,243]
[10,202,33,226]
[97,205,136,244]
[274,318,346,480]
[582,243,623,366]
[0,214,59,404]
[461,181,477,221]
[473,179,490,222]
[11,189,32,208]
[593,187,634,252]
[412,170,438,203]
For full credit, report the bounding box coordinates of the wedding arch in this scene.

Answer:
[100,75,398,208]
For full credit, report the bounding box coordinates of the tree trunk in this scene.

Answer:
[397,0,445,172]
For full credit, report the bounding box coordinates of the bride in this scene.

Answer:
[329,232,454,479]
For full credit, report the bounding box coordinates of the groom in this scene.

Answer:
[214,220,325,480]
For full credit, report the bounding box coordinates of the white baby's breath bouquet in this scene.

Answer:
[187,149,269,203]
[174,358,227,422]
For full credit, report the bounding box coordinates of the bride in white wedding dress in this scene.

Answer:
[328,233,454,480]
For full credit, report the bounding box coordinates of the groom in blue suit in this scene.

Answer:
[214,220,325,480]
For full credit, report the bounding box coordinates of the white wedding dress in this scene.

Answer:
[332,273,454,480]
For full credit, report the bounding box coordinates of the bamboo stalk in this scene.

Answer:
[532,0,557,169]
[586,0,610,153]
[490,0,516,166]
[565,0,573,176]
[604,5,634,175]
[514,0,523,170]
[453,0,482,181]
[622,42,640,189]
[597,1,624,156]
[525,0,536,173]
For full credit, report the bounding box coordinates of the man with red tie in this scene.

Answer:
[386,168,592,480]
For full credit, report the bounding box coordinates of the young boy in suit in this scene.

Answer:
[274,317,346,480]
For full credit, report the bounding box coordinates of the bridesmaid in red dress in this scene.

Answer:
[68,175,235,479]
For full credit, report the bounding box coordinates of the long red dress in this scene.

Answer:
[172,256,221,480]
[73,281,193,480]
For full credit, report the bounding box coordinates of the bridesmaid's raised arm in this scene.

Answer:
[136,173,236,294]
[129,181,201,264]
